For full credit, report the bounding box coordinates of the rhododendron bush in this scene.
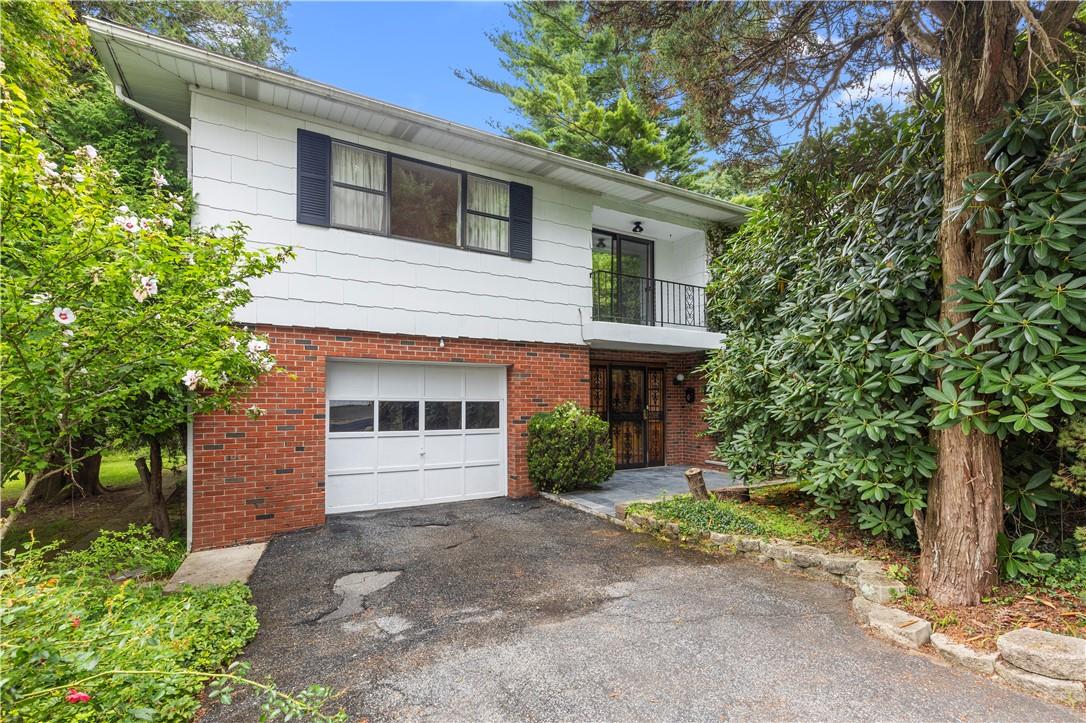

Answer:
[0,77,291,536]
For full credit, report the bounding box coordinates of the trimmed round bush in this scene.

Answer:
[527,401,614,493]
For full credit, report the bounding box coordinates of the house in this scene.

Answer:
[87,19,749,551]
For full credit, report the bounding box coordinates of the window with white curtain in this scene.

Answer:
[331,142,386,233]
[464,175,510,253]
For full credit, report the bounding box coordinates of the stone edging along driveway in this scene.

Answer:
[543,492,1086,709]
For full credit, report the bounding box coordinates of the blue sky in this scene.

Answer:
[285,1,519,133]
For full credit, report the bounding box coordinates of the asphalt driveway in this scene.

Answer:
[209,498,1072,722]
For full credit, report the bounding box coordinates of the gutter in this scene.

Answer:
[111,83,193,183]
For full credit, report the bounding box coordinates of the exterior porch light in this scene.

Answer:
[632,221,643,233]
[673,373,685,386]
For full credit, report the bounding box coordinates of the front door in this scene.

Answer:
[596,365,666,469]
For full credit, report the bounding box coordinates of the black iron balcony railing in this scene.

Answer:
[591,269,707,329]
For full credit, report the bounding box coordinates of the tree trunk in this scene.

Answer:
[918,3,1018,606]
[135,436,171,538]
[74,451,106,496]
[29,436,106,503]
[685,467,709,500]
[27,451,70,503]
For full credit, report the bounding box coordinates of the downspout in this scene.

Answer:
[111,84,192,183]
[113,83,196,549]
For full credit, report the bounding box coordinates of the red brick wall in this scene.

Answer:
[589,349,718,466]
[191,325,589,550]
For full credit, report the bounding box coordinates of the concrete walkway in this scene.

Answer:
[559,464,736,517]
[165,542,265,591]
[206,499,1072,722]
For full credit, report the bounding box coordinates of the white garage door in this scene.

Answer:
[324,361,507,514]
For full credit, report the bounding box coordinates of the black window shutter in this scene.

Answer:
[297,129,331,226]
[508,182,533,260]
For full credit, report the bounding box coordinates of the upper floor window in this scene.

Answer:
[389,157,461,246]
[297,128,533,260]
[332,142,386,233]
[465,175,510,254]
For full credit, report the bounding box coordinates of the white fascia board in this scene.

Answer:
[582,320,724,353]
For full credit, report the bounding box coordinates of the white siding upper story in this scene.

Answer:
[189,89,715,348]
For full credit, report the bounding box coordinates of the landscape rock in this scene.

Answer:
[787,545,826,568]
[820,554,862,575]
[802,567,841,583]
[856,573,907,604]
[851,597,931,648]
[709,532,738,547]
[995,661,1086,705]
[662,522,681,540]
[853,559,886,576]
[930,633,998,676]
[764,541,796,562]
[736,537,764,553]
[774,558,801,573]
[997,628,1086,681]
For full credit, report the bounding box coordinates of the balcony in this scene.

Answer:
[591,269,708,328]
[584,269,723,352]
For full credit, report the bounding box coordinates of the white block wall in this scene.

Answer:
[188,89,709,345]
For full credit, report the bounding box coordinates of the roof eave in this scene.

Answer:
[85,17,751,225]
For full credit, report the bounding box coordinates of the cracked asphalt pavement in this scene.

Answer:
[206,498,1073,722]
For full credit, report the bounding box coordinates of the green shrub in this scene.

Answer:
[1042,554,1086,599]
[628,494,828,542]
[527,401,614,493]
[1,526,258,721]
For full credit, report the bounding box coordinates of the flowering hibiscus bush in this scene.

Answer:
[0,76,291,534]
[1,526,345,721]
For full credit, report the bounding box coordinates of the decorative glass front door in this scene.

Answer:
[593,365,666,469]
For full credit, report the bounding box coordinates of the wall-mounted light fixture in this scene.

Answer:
[685,387,696,404]
[632,221,643,233]
[673,372,685,386]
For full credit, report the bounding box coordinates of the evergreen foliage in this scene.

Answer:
[458,1,705,182]
[703,75,1086,564]
[527,402,614,493]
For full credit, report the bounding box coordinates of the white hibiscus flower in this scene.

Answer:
[247,338,269,354]
[52,307,75,324]
[151,169,169,187]
[113,215,140,233]
[181,370,204,390]
[29,292,51,306]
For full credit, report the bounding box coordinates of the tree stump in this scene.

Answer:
[685,467,709,500]
[712,486,751,502]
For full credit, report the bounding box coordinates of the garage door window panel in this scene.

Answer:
[425,401,462,431]
[328,400,375,434]
[379,401,419,432]
[466,401,500,430]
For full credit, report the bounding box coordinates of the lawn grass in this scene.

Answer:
[1,450,183,504]
[2,450,186,553]
[627,491,829,543]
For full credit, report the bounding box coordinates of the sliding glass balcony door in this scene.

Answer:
[591,230,654,326]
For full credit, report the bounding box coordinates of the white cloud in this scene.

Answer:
[839,66,915,107]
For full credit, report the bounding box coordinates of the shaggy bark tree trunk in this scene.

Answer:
[918,2,1018,606]
[135,436,171,538]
